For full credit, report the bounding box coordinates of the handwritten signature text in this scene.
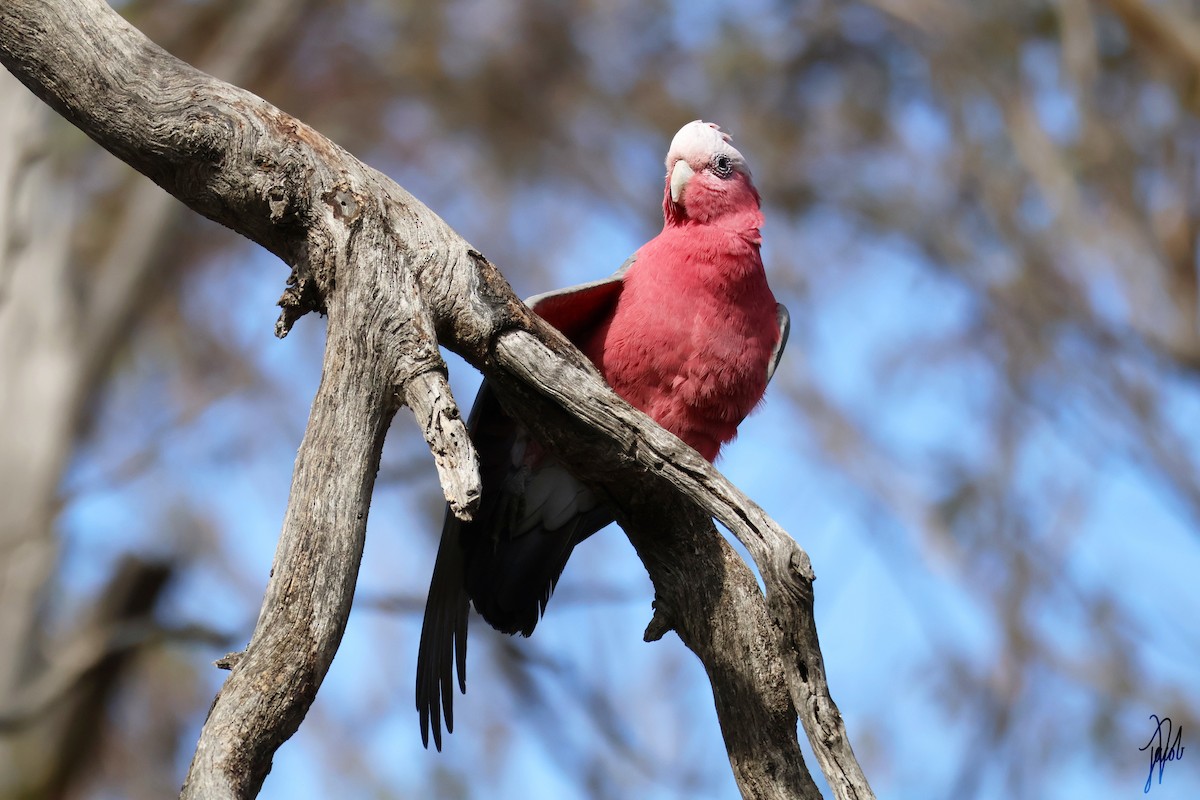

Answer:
[1140,714,1184,793]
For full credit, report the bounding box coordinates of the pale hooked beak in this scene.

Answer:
[669,160,694,205]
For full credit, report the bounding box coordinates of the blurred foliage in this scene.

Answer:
[2,0,1199,798]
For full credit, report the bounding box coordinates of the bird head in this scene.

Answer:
[662,121,761,227]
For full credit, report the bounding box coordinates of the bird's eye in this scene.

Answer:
[711,154,733,177]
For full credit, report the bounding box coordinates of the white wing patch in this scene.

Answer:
[516,462,600,535]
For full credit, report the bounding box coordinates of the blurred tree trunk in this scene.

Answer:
[0,2,312,793]
[0,65,93,797]
[0,66,184,798]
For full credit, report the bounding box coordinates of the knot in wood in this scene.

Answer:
[267,185,289,223]
[325,188,359,221]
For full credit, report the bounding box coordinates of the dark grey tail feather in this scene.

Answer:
[416,505,611,748]
[416,512,470,751]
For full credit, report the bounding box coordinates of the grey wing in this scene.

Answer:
[524,254,633,337]
[524,254,634,307]
[766,303,790,384]
[415,256,633,751]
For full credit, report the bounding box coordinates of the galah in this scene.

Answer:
[416,121,789,750]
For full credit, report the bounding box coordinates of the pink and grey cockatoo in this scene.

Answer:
[416,121,789,749]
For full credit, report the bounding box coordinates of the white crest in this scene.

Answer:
[664,120,748,174]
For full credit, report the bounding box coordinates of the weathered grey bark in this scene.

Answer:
[0,2,873,799]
